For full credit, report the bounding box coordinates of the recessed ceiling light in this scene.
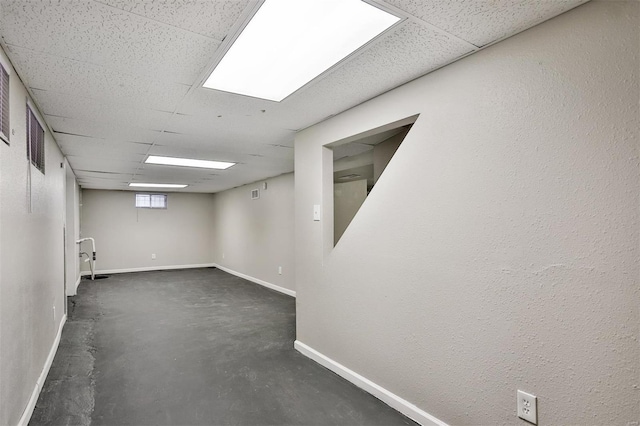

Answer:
[145,155,235,170]
[129,183,188,189]
[203,0,400,102]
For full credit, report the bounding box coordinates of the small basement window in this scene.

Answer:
[135,193,167,209]
[26,104,45,173]
[0,62,9,145]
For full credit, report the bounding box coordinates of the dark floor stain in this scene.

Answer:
[30,268,416,426]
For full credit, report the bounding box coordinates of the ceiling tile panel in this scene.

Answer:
[57,140,147,162]
[6,46,189,111]
[150,136,294,171]
[67,156,141,174]
[137,164,220,180]
[46,116,161,144]
[148,143,248,164]
[0,0,220,84]
[383,0,586,47]
[34,90,174,132]
[55,134,152,156]
[161,113,296,147]
[74,171,132,181]
[274,20,473,130]
[96,0,254,40]
[177,88,286,118]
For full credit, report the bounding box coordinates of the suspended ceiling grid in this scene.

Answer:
[0,0,588,192]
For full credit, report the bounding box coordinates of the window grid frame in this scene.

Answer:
[135,193,168,209]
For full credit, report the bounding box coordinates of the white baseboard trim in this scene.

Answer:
[71,275,81,295]
[294,340,447,426]
[18,314,67,426]
[80,263,217,276]
[213,264,296,298]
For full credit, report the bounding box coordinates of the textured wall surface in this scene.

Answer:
[212,173,295,292]
[65,164,80,295]
[80,190,214,272]
[0,46,66,425]
[295,1,639,424]
[334,179,367,245]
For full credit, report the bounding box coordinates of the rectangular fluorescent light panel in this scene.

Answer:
[129,183,188,189]
[203,0,400,102]
[145,155,235,170]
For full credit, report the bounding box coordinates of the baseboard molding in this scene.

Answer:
[294,340,447,426]
[78,263,296,298]
[80,263,217,276]
[213,264,296,298]
[18,314,67,426]
[70,275,81,295]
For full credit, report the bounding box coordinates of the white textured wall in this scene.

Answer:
[0,46,66,425]
[294,2,639,425]
[65,163,80,295]
[80,190,214,272]
[373,130,406,183]
[334,179,367,244]
[212,173,295,292]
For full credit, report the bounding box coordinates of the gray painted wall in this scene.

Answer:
[0,47,67,425]
[80,190,214,272]
[212,173,295,292]
[294,2,639,424]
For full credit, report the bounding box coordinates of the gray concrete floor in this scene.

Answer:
[30,268,416,426]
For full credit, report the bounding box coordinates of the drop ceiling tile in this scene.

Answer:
[178,88,287,117]
[6,46,189,112]
[77,180,129,190]
[47,115,161,144]
[384,0,586,47]
[178,88,309,133]
[57,138,148,161]
[67,156,141,174]
[34,90,174,132]
[55,134,152,155]
[74,171,132,181]
[279,20,473,130]
[147,144,243,165]
[137,165,219,180]
[160,113,295,147]
[0,0,220,84]
[150,139,295,173]
[96,0,253,40]
[246,144,295,161]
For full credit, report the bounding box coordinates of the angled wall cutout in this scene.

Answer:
[328,116,416,245]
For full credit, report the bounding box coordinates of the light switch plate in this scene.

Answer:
[313,204,321,221]
[517,390,537,424]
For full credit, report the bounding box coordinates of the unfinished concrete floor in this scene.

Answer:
[30,268,416,426]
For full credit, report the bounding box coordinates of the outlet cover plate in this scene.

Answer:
[517,390,537,424]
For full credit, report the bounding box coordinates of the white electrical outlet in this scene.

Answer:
[151,253,156,260]
[278,266,282,275]
[517,390,537,424]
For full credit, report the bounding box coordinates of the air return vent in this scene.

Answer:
[251,189,260,199]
